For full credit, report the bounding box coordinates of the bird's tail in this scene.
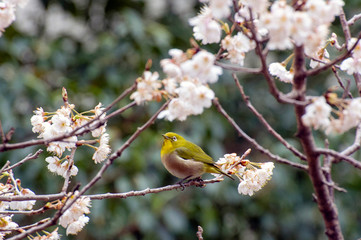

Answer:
[218,168,235,180]
[206,164,234,180]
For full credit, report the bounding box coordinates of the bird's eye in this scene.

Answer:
[172,136,177,141]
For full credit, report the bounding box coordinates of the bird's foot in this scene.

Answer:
[192,177,206,188]
[176,175,192,191]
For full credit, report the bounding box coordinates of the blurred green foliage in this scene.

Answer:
[1,0,361,239]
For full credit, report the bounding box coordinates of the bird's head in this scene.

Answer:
[161,132,185,152]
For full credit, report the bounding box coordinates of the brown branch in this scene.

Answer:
[0,193,65,202]
[292,45,344,240]
[78,100,170,196]
[0,218,50,233]
[61,147,77,193]
[233,73,307,161]
[0,84,137,152]
[212,98,308,171]
[1,149,43,173]
[307,32,361,77]
[340,124,361,156]
[243,9,307,106]
[0,205,49,216]
[322,140,334,199]
[331,67,352,99]
[347,13,361,26]
[316,148,361,170]
[86,179,222,200]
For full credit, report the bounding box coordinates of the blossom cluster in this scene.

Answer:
[187,0,347,85]
[131,49,222,121]
[59,192,91,235]
[31,88,111,178]
[0,171,36,239]
[340,38,361,75]
[214,153,275,196]
[0,0,28,35]
[302,96,361,134]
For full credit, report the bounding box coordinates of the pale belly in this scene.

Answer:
[161,153,205,179]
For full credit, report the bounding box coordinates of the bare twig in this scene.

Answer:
[347,13,361,26]
[86,179,222,200]
[322,140,334,199]
[1,149,43,173]
[0,218,50,233]
[79,100,170,197]
[0,84,137,152]
[332,67,353,99]
[0,206,49,216]
[0,161,10,173]
[340,124,361,156]
[316,148,361,170]
[104,101,137,121]
[233,73,307,162]
[0,193,65,202]
[6,100,172,239]
[61,147,77,193]
[212,98,308,171]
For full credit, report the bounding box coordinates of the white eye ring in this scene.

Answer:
[172,136,177,141]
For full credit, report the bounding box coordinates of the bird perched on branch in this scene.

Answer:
[160,132,234,183]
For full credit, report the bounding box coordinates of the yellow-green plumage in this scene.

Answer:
[160,132,233,181]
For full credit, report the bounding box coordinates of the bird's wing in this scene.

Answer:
[175,146,214,164]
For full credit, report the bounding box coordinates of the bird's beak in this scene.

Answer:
[162,134,170,140]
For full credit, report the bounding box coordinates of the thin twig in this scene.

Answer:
[79,100,170,196]
[0,84,137,152]
[0,206,49,216]
[212,98,308,171]
[86,179,222,200]
[61,147,77,193]
[0,218,50,232]
[347,13,361,26]
[322,140,334,199]
[1,149,43,173]
[6,101,174,239]
[316,148,361,170]
[332,67,353,99]
[233,73,307,162]
[0,193,65,202]
[340,124,361,156]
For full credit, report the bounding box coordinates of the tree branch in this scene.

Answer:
[292,45,344,240]
[0,84,137,152]
[212,98,308,171]
[86,179,222,200]
[232,73,307,161]
[316,148,361,170]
